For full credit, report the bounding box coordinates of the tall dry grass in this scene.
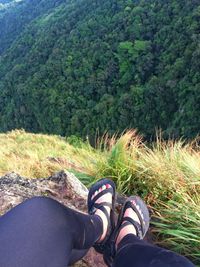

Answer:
[0,129,76,177]
[71,130,200,264]
[0,129,199,264]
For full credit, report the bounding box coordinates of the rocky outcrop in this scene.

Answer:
[0,171,110,267]
[0,171,89,214]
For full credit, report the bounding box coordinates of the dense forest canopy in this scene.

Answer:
[0,0,66,53]
[0,0,200,140]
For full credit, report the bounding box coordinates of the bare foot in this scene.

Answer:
[115,204,141,248]
[91,184,112,242]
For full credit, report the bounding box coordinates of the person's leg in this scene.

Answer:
[113,234,195,267]
[112,199,194,267]
[0,196,103,267]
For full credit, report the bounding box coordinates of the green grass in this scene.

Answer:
[0,129,199,265]
[152,193,200,261]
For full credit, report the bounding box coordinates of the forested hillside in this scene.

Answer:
[0,0,66,53]
[0,0,200,139]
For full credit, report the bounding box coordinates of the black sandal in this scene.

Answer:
[87,178,116,255]
[104,196,150,267]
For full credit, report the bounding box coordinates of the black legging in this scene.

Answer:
[0,197,194,267]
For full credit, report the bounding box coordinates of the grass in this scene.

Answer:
[0,129,199,265]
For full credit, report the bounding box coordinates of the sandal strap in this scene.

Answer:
[91,202,111,221]
[98,206,109,222]
[87,178,116,258]
[103,196,149,267]
[123,200,146,236]
[122,217,143,239]
[118,221,131,230]
[92,187,113,203]
[123,216,138,225]
[94,202,112,209]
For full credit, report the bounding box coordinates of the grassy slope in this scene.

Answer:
[0,129,199,265]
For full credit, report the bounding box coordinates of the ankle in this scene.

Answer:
[115,224,137,249]
[116,232,138,253]
[116,207,140,246]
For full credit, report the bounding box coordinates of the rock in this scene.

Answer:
[0,171,107,267]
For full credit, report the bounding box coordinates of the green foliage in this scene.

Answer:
[153,195,200,264]
[89,131,200,265]
[117,40,151,84]
[66,135,86,148]
[0,129,200,265]
[57,129,200,265]
[0,0,200,140]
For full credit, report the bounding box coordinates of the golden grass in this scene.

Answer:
[0,129,199,264]
[0,129,82,177]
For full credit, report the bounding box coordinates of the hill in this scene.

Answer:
[0,0,65,53]
[0,129,199,265]
[0,0,200,139]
